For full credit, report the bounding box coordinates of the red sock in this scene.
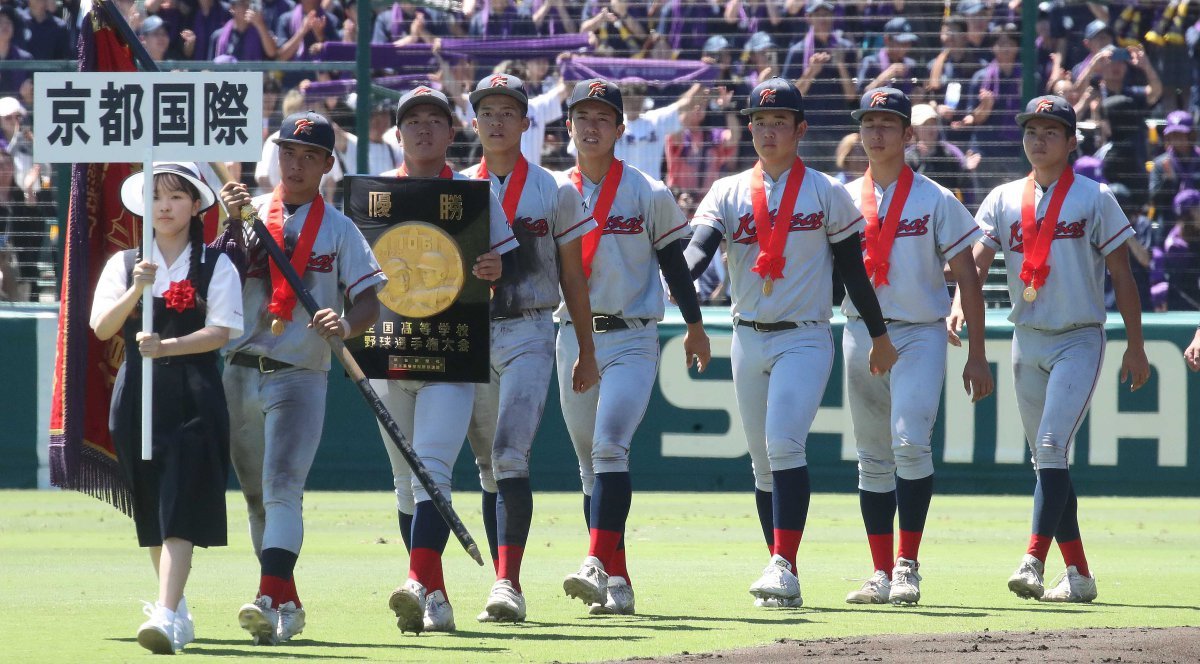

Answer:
[409,547,446,597]
[1026,533,1053,562]
[281,577,302,607]
[1057,538,1090,577]
[867,533,894,575]
[498,545,524,593]
[257,575,288,607]
[897,529,923,563]
[588,528,622,570]
[772,528,803,570]
[607,546,630,586]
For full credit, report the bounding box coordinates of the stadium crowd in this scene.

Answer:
[0,0,1198,310]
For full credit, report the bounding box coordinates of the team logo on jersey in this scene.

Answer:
[601,214,645,235]
[870,90,889,107]
[1007,217,1087,252]
[731,210,824,244]
[293,118,315,135]
[246,251,336,279]
[489,75,509,88]
[1035,98,1055,114]
[759,88,777,106]
[894,214,931,237]
[515,216,550,237]
[588,82,607,97]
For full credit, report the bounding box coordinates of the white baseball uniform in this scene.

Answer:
[692,163,863,491]
[975,173,1133,469]
[555,161,690,494]
[842,170,981,492]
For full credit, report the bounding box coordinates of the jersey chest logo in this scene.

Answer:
[600,214,645,235]
[624,131,658,145]
[857,214,931,246]
[247,251,337,278]
[731,210,825,245]
[1007,218,1087,253]
[514,216,550,237]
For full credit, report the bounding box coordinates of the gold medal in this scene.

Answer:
[270,317,286,335]
[762,278,774,296]
[1022,286,1038,303]
[372,222,465,318]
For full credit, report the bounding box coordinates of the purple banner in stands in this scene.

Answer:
[437,34,591,64]
[302,74,432,100]
[319,42,464,67]
[559,56,716,85]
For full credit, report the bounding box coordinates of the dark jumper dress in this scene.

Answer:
[109,247,231,548]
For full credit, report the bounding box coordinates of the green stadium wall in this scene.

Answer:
[4,308,1197,496]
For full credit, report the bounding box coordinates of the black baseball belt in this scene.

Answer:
[735,319,800,332]
[565,314,654,333]
[227,352,294,373]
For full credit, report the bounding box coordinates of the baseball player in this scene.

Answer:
[685,77,897,610]
[841,88,993,606]
[558,78,711,617]
[460,73,600,623]
[218,111,386,645]
[951,95,1150,603]
[374,86,521,635]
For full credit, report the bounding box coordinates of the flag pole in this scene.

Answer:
[140,151,154,460]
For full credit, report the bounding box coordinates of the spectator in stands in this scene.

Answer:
[0,149,40,301]
[832,132,866,185]
[957,0,993,67]
[276,0,340,61]
[505,58,567,165]
[664,97,708,196]
[741,30,775,88]
[0,95,31,189]
[784,0,856,173]
[724,0,793,45]
[466,0,536,38]
[962,21,1026,191]
[211,0,279,61]
[1149,110,1200,227]
[1096,94,1150,208]
[18,0,71,60]
[1105,182,1157,313]
[905,103,977,205]
[1071,20,1114,83]
[138,15,172,63]
[857,17,919,96]
[581,0,650,55]
[373,1,463,45]
[1072,44,1163,112]
[1164,188,1200,310]
[698,36,750,174]
[613,81,703,181]
[0,6,32,96]
[926,16,985,117]
[531,0,580,37]
[654,0,722,60]
[179,0,232,61]
[337,99,403,175]
[254,0,296,37]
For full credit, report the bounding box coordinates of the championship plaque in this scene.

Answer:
[345,176,490,382]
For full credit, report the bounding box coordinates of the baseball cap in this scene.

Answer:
[1175,188,1200,216]
[138,15,166,36]
[1016,95,1076,132]
[702,35,730,54]
[1105,45,1132,63]
[1072,155,1104,182]
[1084,19,1112,41]
[273,110,336,154]
[1165,110,1194,135]
[468,73,529,114]
[957,0,984,16]
[120,162,217,217]
[395,85,453,124]
[910,103,938,126]
[0,96,25,117]
[567,78,624,116]
[805,0,835,14]
[884,17,919,43]
[744,31,775,53]
[852,87,912,122]
[741,77,805,120]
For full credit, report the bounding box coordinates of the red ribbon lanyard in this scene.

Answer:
[1019,166,1075,294]
[860,165,915,287]
[749,157,806,284]
[478,155,529,227]
[398,163,454,178]
[569,159,624,279]
[265,187,325,322]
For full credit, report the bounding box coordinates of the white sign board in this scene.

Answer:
[33,72,263,163]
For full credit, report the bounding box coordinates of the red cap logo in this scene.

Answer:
[414,87,434,96]
[489,75,509,88]
[759,88,777,105]
[870,91,889,107]
[588,81,607,97]
[1035,98,1055,113]
[293,118,315,135]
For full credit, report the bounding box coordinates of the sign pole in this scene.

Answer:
[140,151,154,461]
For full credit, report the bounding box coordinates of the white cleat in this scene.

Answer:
[172,597,194,651]
[889,558,922,605]
[389,579,427,634]
[589,576,635,615]
[277,601,306,642]
[238,595,279,646]
[1040,566,1098,603]
[137,602,176,655]
[749,554,802,606]
[754,596,803,608]
[422,590,456,632]
[846,570,892,604]
[1008,554,1046,600]
[483,579,526,622]
[563,555,608,607]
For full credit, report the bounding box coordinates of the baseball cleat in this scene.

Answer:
[172,597,194,651]
[276,601,306,642]
[389,579,426,634]
[890,558,922,605]
[754,596,803,608]
[483,579,526,622]
[749,554,802,605]
[137,602,176,655]
[589,576,635,615]
[238,595,280,646]
[422,590,456,632]
[476,609,497,623]
[1007,553,1046,600]
[563,555,608,606]
[846,570,891,604]
[1040,566,1098,603]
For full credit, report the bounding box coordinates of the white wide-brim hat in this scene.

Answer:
[120,161,217,217]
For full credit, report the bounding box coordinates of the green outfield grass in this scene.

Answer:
[3,490,1198,662]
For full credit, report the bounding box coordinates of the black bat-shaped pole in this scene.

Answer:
[239,207,484,567]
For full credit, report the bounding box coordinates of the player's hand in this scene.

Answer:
[683,323,710,373]
[220,181,253,217]
[868,333,897,375]
[572,351,600,393]
[1186,333,1200,372]
[131,260,157,293]
[136,331,165,358]
[946,304,966,347]
[1120,345,1151,391]
[472,251,502,281]
[310,308,348,339]
[962,354,994,403]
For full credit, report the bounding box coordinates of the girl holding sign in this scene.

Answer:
[91,162,243,654]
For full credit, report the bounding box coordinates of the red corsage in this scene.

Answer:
[163,280,196,313]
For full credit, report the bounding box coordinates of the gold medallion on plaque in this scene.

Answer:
[374,222,465,318]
